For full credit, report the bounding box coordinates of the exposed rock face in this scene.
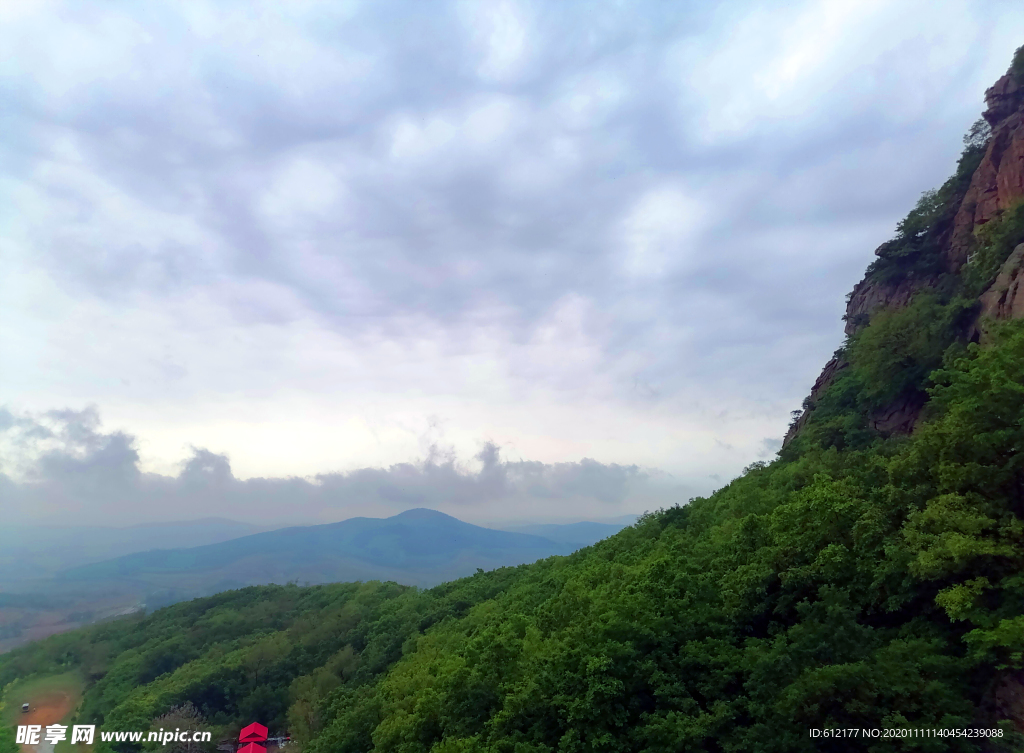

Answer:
[984,71,1024,128]
[978,242,1024,331]
[783,270,924,447]
[949,73,1024,268]
[785,61,1024,449]
[868,390,927,436]
[782,354,848,445]
[784,261,934,448]
[843,273,929,337]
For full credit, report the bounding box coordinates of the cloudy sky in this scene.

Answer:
[2,0,1023,526]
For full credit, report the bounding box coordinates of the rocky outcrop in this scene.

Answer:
[868,390,927,436]
[975,243,1024,341]
[782,354,849,445]
[843,273,930,336]
[785,59,1024,449]
[783,263,933,448]
[984,71,1024,129]
[949,73,1024,268]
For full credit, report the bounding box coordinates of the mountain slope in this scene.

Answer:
[58,509,573,591]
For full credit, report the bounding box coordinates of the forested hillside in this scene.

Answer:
[3,46,1024,753]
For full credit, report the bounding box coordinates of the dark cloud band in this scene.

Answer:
[0,407,688,526]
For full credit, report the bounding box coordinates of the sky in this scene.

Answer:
[2,0,1023,526]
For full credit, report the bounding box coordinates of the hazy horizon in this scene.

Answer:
[0,506,640,530]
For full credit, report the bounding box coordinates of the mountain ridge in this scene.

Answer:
[57,508,576,592]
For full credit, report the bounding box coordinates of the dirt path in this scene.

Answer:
[17,691,75,753]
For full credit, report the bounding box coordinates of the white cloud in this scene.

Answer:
[671,0,989,144]
[461,0,531,82]
[259,155,348,225]
[619,184,707,278]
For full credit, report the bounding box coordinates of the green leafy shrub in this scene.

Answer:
[1011,44,1024,84]
[847,293,967,410]
[781,367,873,457]
[0,726,17,753]
[962,200,1024,297]
[866,123,988,285]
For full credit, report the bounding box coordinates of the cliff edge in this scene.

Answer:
[785,48,1024,449]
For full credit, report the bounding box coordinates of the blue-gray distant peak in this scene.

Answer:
[391,508,460,521]
[57,510,580,597]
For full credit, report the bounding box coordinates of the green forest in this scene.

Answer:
[3,45,1024,753]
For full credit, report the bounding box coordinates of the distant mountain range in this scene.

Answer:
[0,518,269,586]
[0,510,630,651]
[497,521,627,545]
[57,510,619,603]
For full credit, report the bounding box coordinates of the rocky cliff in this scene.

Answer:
[785,51,1024,447]
[950,71,1024,268]
[978,242,1024,324]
